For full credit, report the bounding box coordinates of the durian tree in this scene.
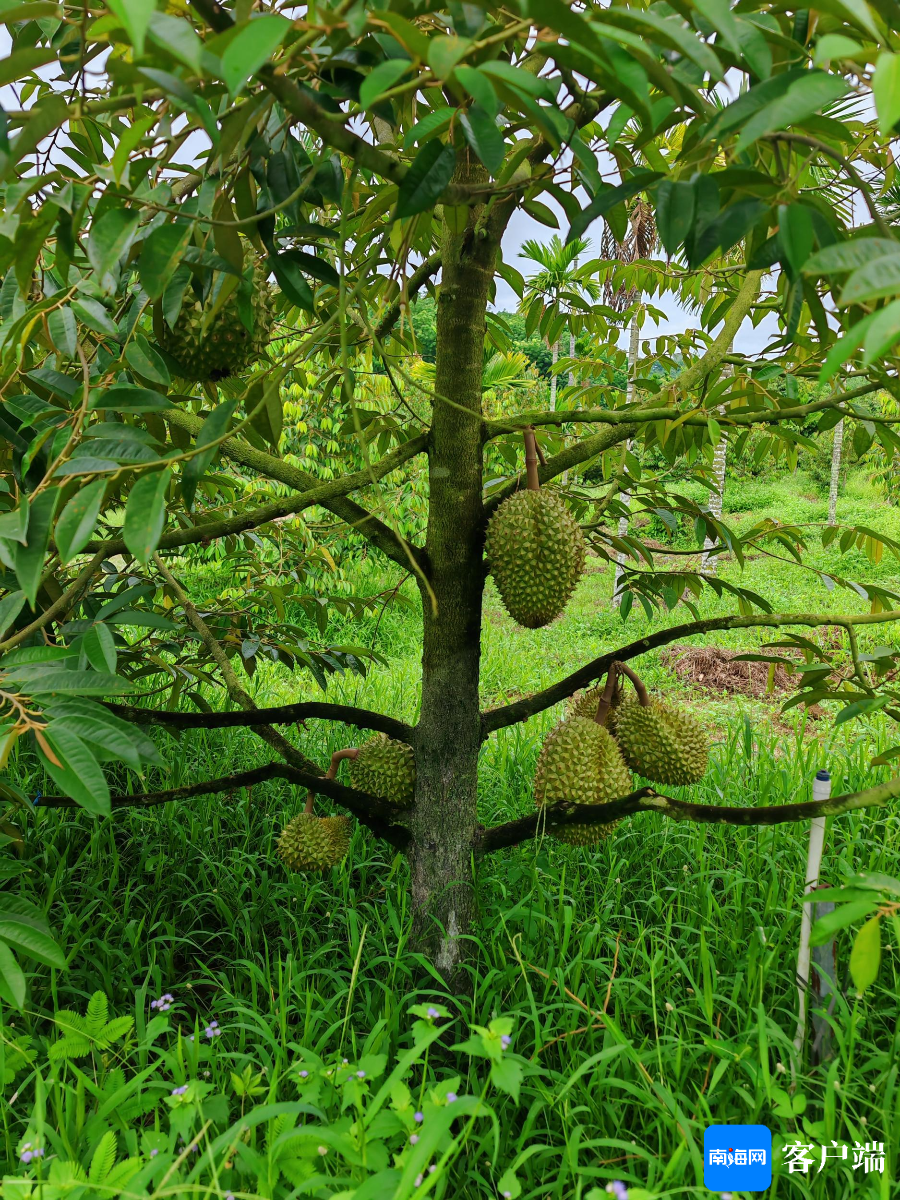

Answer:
[7,0,900,987]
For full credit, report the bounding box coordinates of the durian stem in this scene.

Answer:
[594,664,619,726]
[615,661,650,707]
[306,747,360,814]
[523,426,540,492]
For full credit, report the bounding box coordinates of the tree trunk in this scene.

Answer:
[828,419,843,526]
[612,316,639,607]
[568,329,575,387]
[701,343,734,574]
[409,164,497,983]
[550,339,559,410]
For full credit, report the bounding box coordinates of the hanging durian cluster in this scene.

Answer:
[277,813,352,872]
[158,261,275,382]
[485,427,586,629]
[350,733,416,807]
[537,666,709,845]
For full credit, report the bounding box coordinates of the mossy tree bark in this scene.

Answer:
[408,161,505,981]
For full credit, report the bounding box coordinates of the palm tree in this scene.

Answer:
[519,234,597,410]
[603,199,656,606]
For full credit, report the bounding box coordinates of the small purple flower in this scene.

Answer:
[446,1092,457,1103]
[342,1057,349,1064]
[189,1142,198,1153]
[151,993,174,1011]
[501,1035,512,1050]
[427,1007,440,1018]
[204,1020,222,1039]
[150,1148,159,1158]
[299,1069,309,1078]
[607,1183,628,1200]
[415,1175,423,1188]
[410,1134,419,1145]
[171,1085,188,1096]
[357,1070,366,1079]
[428,1164,436,1174]
[414,1111,423,1123]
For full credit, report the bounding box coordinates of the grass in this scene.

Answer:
[3,468,900,1197]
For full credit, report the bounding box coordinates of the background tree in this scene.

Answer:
[4,0,900,992]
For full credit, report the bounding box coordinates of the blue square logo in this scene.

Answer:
[704,1124,772,1191]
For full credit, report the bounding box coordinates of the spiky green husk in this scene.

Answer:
[159,264,275,382]
[613,698,708,786]
[534,715,631,845]
[276,813,351,872]
[350,734,415,807]
[568,683,623,732]
[485,490,586,628]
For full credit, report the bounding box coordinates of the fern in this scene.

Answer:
[89,1131,116,1184]
[50,992,134,1062]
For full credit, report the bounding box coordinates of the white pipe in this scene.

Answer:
[792,769,831,1063]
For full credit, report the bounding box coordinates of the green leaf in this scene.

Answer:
[0,896,65,969]
[269,253,315,312]
[220,15,290,97]
[56,478,106,565]
[863,299,900,364]
[735,71,850,151]
[147,12,203,73]
[0,505,27,544]
[567,170,661,244]
[108,0,154,55]
[14,488,58,607]
[656,179,695,254]
[359,59,410,109]
[778,203,815,275]
[456,66,500,117]
[90,385,171,412]
[124,333,171,387]
[39,726,110,817]
[71,298,119,340]
[849,915,882,993]
[124,469,171,563]
[181,400,238,510]
[427,35,471,79]
[490,1056,523,1102]
[810,898,879,945]
[81,623,117,675]
[874,52,900,135]
[138,223,191,301]
[806,237,900,274]
[693,0,742,56]
[0,940,26,1010]
[0,590,25,635]
[459,106,504,176]
[87,207,140,281]
[48,306,77,358]
[840,254,900,305]
[397,140,457,218]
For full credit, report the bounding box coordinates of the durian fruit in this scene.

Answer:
[534,715,631,845]
[157,262,275,382]
[350,733,415,807]
[277,813,352,872]
[568,678,624,732]
[485,489,586,628]
[613,697,708,787]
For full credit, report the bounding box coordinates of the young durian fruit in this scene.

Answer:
[534,714,631,845]
[156,259,275,382]
[485,427,586,629]
[612,665,708,787]
[276,813,352,872]
[350,733,415,807]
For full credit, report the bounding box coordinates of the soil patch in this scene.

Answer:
[661,644,816,703]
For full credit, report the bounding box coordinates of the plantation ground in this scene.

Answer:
[5,468,900,1198]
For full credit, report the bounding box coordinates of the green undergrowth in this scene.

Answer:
[2,471,900,1197]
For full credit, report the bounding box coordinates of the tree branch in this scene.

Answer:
[483,423,635,514]
[36,761,410,847]
[84,433,428,558]
[481,608,900,736]
[478,776,900,853]
[483,385,879,437]
[374,254,442,343]
[105,700,411,742]
[162,407,426,572]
